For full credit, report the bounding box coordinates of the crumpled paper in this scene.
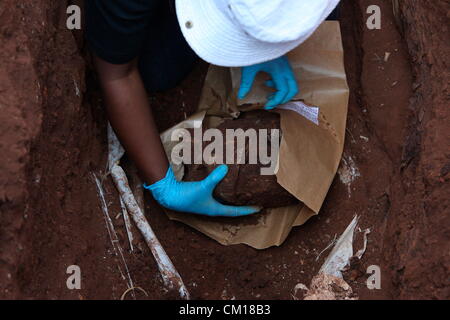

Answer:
[162,22,349,249]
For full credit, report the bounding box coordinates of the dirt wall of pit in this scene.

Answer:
[381,0,449,299]
[0,0,110,298]
[0,0,448,299]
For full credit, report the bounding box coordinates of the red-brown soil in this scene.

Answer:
[0,0,448,300]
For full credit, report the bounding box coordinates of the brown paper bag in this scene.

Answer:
[164,22,349,249]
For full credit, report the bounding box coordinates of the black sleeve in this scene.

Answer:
[85,0,161,64]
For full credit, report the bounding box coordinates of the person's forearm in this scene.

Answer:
[94,56,168,184]
[93,56,260,218]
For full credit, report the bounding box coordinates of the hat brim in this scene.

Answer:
[175,0,309,67]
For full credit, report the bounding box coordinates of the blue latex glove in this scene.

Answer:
[144,165,261,217]
[238,56,299,110]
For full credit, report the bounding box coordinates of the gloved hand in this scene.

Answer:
[144,165,261,217]
[238,56,299,110]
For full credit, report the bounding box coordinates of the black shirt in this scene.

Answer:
[86,0,197,91]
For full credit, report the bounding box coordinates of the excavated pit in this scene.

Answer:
[0,0,448,299]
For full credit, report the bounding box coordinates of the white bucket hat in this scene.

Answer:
[175,0,340,67]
